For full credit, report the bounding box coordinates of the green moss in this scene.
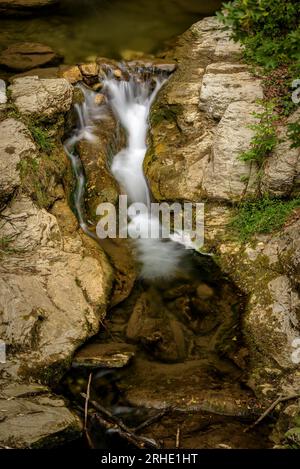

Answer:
[150,104,181,127]
[230,197,300,242]
[28,123,55,154]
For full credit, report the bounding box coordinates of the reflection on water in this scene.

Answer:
[0,0,222,64]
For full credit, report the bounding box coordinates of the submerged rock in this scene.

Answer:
[0,43,62,72]
[9,76,73,118]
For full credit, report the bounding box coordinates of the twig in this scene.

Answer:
[176,426,181,449]
[134,408,171,433]
[245,393,300,432]
[81,393,130,434]
[84,373,92,430]
[92,413,160,449]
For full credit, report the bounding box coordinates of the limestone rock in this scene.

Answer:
[202,101,260,201]
[0,43,62,72]
[10,67,59,81]
[0,195,113,381]
[199,62,263,120]
[0,382,81,448]
[9,76,73,118]
[0,118,37,203]
[58,65,83,84]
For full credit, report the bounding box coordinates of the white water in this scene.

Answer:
[65,74,198,279]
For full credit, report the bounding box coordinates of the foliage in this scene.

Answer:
[217,0,300,71]
[287,122,300,149]
[230,197,300,241]
[28,123,54,154]
[239,100,278,165]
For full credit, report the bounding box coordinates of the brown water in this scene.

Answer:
[0,0,222,64]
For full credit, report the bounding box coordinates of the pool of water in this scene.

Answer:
[0,0,222,64]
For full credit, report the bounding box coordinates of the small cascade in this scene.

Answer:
[65,69,198,279]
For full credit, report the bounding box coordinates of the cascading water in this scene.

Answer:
[65,71,200,279]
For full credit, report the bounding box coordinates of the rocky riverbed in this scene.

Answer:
[0,12,300,449]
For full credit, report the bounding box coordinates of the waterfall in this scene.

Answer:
[65,72,201,279]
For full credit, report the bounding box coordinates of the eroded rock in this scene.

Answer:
[72,342,136,368]
[9,76,73,118]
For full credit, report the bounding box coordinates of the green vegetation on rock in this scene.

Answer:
[230,197,300,241]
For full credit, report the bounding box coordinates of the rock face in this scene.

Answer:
[146,16,300,400]
[0,0,59,15]
[0,118,37,204]
[0,76,113,447]
[0,43,62,72]
[9,76,73,118]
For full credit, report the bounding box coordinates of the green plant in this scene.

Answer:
[217,0,300,71]
[28,123,54,154]
[288,122,300,148]
[230,197,300,242]
[239,100,278,165]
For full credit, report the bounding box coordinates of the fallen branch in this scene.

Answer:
[246,393,300,432]
[134,407,171,433]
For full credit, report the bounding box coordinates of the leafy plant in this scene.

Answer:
[287,122,300,149]
[230,197,300,242]
[239,100,278,165]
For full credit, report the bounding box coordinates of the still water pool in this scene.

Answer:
[0,0,223,64]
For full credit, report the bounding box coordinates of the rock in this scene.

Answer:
[261,109,300,197]
[0,118,37,204]
[94,93,105,106]
[126,290,187,362]
[10,67,59,81]
[0,0,59,15]
[202,101,260,201]
[58,65,82,84]
[9,76,73,118]
[119,358,260,418]
[113,69,122,79]
[0,194,113,382]
[0,43,62,72]
[0,382,81,448]
[196,283,214,299]
[72,342,136,368]
[199,62,263,120]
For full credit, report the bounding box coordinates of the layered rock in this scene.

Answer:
[0,0,59,15]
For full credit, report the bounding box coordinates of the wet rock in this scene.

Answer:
[261,109,300,197]
[72,342,136,368]
[202,101,260,201]
[0,42,62,72]
[9,76,73,118]
[120,358,260,418]
[126,290,187,362]
[79,62,99,79]
[0,0,59,16]
[0,194,113,382]
[0,382,81,448]
[127,59,177,74]
[0,118,37,204]
[196,283,214,299]
[58,65,83,84]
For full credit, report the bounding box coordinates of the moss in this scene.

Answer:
[150,104,181,127]
[28,123,55,154]
[230,197,300,242]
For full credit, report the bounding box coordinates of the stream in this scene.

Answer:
[60,67,273,449]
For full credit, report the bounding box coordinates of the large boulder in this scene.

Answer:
[0,118,37,204]
[9,76,73,118]
[0,195,113,381]
[0,43,62,72]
